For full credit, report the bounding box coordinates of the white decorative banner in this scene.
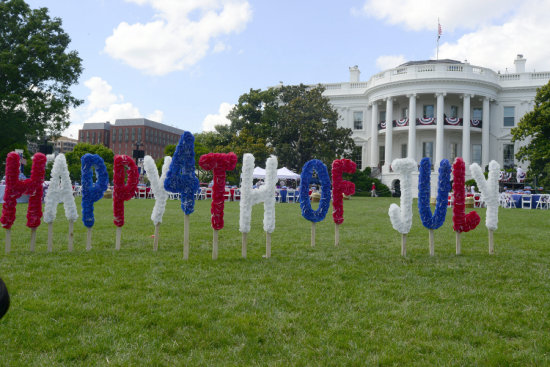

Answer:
[239,153,277,234]
[388,158,417,234]
[470,161,500,231]
[43,154,78,223]
[144,155,171,225]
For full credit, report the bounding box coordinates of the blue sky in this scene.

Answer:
[26,0,550,138]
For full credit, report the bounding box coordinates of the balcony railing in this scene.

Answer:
[378,118,483,129]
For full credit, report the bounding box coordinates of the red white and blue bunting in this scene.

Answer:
[445,117,461,125]
[418,117,435,125]
[471,119,481,127]
[379,121,386,129]
[396,118,408,127]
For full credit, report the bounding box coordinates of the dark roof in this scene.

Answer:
[398,59,462,67]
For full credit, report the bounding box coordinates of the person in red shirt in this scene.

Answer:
[371,182,377,197]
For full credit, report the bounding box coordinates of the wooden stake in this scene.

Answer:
[5,229,11,254]
[86,227,92,251]
[242,232,247,258]
[266,232,271,258]
[456,231,461,255]
[335,223,340,247]
[153,224,160,251]
[429,229,434,256]
[488,230,494,255]
[311,222,316,247]
[30,228,37,252]
[68,221,74,252]
[401,234,407,257]
[115,227,122,250]
[184,214,190,259]
[47,223,53,252]
[212,229,218,260]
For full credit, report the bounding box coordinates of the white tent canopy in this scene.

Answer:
[252,166,300,180]
[276,167,300,180]
[252,167,266,179]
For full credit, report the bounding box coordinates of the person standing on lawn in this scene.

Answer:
[371,182,377,197]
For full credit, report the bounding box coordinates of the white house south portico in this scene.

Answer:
[322,56,550,195]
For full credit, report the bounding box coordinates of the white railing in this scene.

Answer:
[499,74,520,81]
[447,65,463,72]
[416,65,435,72]
[324,83,342,90]
[350,82,369,88]
[531,72,550,80]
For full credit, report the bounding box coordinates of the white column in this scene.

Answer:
[462,94,472,167]
[482,97,490,170]
[370,102,379,167]
[384,97,393,172]
[435,93,445,168]
[407,94,416,160]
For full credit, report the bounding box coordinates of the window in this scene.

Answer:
[450,105,458,119]
[352,146,362,169]
[379,111,386,123]
[124,128,128,142]
[379,146,385,167]
[92,132,96,144]
[472,144,482,164]
[504,106,515,127]
[119,129,122,142]
[353,111,363,130]
[473,108,482,120]
[503,144,515,168]
[422,141,434,162]
[401,144,407,158]
[423,105,434,118]
[132,128,135,142]
[138,128,142,142]
[402,108,408,119]
[449,143,458,162]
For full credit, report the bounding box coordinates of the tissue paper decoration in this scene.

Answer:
[43,154,78,223]
[1,152,46,229]
[299,159,332,223]
[199,152,238,230]
[81,153,109,228]
[417,158,451,230]
[331,159,356,225]
[113,155,139,227]
[164,132,200,215]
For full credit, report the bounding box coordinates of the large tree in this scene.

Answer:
[511,81,550,187]
[1,0,83,168]
[227,84,355,171]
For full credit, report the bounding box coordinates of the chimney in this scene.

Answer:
[349,65,360,82]
[514,54,526,73]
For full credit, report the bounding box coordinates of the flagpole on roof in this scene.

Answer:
[437,18,441,60]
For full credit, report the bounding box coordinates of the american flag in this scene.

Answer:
[438,21,442,40]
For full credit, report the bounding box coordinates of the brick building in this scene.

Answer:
[78,118,184,160]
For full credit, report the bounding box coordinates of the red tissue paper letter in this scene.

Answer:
[113,155,139,227]
[199,152,238,230]
[331,159,356,225]
[452,157,480,233]
[1,152,46,229]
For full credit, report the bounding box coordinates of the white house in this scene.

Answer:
[322,55,550,193]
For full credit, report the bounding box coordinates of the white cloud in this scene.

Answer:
[104,0,252,75]
[63,77,164,137]
[147,109,164,122]
[359,0,550,72]
[437,1,550,72]
[376,55,406,70]
[202,102,233,132]
[359,0,517,32]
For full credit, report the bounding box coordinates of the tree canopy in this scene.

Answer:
[511,80,550,188]
[65,143,114,183]
[226,84,356,172]
[1,0,83,168]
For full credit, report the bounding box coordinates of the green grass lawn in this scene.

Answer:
[1,197,549,366]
